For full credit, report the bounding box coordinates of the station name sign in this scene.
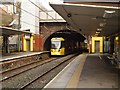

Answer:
[25,34,30,39]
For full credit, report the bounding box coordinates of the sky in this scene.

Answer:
[39,0,63,10]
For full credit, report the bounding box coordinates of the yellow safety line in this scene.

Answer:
[66,54,87,88]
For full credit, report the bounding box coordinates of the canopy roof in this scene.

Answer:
[50,3,120,36]
[0,26,32,36]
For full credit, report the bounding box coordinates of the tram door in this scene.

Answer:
[95,41,100,53]
[26,40,30,51]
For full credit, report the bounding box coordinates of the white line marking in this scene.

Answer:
[99,55,102,60]
[0,52,49,61]
[43,54,83,88]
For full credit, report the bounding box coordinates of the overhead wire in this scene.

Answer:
[0,1,71,30]
[27,0,72,30]
[4,1,47,21]
[0,1,50,30]
[11,1,50,30]
[0,3,40,28]
[28,0,58,22]
[20,20,39,28]
[28,0,71,30]
[0,12,39,28]
[0,0,58,23]
[14,0,70,30]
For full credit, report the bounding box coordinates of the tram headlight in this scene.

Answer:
[51,49,53,52]
[58,49,60,52]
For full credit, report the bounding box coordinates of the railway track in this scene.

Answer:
[0,52,50,72]
[1,53,79,89]
[1,57,57,81]
[20,54,77,89]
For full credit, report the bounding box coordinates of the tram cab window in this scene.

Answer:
[61,41,64,48]
[51,41,61,49]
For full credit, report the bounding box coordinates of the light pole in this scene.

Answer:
[16,1,21,52]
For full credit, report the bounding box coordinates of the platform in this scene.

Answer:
[44,54,118,89]
[0,51,49,62]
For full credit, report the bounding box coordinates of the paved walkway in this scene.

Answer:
[78,54,118,88]
[44,54,118,89]
[44,54,87,88]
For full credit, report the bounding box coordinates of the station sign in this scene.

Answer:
[25,34,30,39]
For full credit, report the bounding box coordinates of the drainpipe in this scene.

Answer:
[17,2,21,52]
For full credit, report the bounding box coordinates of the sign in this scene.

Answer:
[25,34,30,39]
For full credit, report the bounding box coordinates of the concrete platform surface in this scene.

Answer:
[44,54,118,89]
[78,54,118,88]
[44,54,87,88]
[0,51,49,62]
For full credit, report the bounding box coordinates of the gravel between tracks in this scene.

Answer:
[1,54,78,89]
[1,58,56,81]
[23,55,77,89]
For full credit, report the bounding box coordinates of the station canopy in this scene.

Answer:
[0,26,32,36]
[50,2,120,37]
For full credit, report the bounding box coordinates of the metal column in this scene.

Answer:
[109,36,115,54]
[3,36,9,54]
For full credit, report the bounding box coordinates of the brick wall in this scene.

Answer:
[40,22,70,50]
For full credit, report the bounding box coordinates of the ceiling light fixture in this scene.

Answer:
[100,22,106,27]
[96,31,100,34]
[103,10,115,18]
[105,10,115,14]
[97,28,102,31]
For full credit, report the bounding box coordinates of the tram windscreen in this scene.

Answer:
[51,41,61,49]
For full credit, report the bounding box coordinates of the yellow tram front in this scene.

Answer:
[51,37,65,55]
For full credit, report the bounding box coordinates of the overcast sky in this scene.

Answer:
[39,0,63,10]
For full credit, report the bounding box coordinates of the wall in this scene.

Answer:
[22,34,42,52]
[39,10,65,22]
[40,22,70,50]
[33,34,42,51]
[20,0,39,34]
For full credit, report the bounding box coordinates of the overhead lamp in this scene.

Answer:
[96,31,100,34]
[115,37,119,41]
[103,10,115,18]
[105,10,115,14]
[100,22,106,27]
[97,28,102,31]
